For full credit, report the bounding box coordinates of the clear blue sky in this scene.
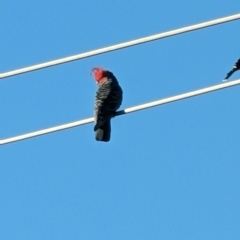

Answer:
[1,1,240,239]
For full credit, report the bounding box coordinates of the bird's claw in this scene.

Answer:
[112,112,117,118]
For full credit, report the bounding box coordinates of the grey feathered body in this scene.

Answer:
[94,71,123,142]
[235,59,240,69]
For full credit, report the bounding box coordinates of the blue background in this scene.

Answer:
[1,1,240,239]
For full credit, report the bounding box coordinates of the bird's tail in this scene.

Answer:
[223,68,237,81]
[95,119,111,142]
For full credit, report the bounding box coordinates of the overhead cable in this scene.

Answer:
[1,13,240,79]
[1,78,240,145]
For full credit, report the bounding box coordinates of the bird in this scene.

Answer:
[92,67,123,142]
[223,58,240,81]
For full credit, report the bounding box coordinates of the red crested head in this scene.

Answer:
[92,67,106,83]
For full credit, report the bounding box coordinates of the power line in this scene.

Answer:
[1,13,240,79]
[1,78,240,145]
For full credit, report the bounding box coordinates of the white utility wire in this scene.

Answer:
[1,13,240,79]
[1,79,240,145]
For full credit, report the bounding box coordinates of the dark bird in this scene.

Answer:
[92,67,123,142]
[223,58,240,81]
